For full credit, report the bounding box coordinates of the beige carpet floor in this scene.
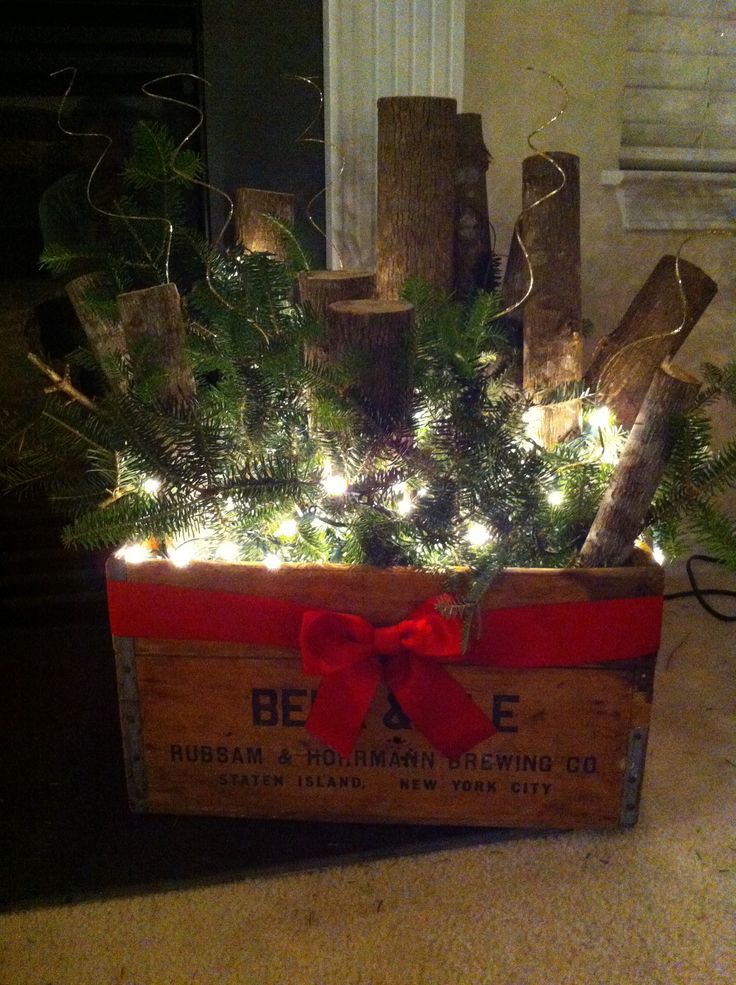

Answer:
[1,568,735,985]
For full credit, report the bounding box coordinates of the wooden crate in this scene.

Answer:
[107,557,664,829]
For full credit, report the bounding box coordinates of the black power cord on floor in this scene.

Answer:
[663,554,736,623]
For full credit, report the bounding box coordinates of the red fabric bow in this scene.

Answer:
[299,599,496,758]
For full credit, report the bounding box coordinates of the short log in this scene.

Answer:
[298,269,376,328]
[376,96,457,299]
[579,362,701,568]
[235,188,296,260]
[585,255,717,428]
[117,282,196,408]
[66,273,128,389]
[454,113,493,297]
[326,298,414,430]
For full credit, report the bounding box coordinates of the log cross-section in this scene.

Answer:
[376,96,457,299]
[326,298,414,431]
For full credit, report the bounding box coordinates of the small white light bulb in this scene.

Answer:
[589,405,613,430]
[321,473,348,496]
[547,489,565,507]
[275,518,298,539]
[216,541,240,563]
[396,495,414,516]
[465,522,492,548]
[141,477,162,496]
[652,545,666,565]
[117,543,150,564]
[263,553,282,571]
[170,542,197,568]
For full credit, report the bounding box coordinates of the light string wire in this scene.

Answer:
[140,72,239,312]
[597,228,736,402]
[491,67,569,323]
[50,66,175,284]
[282,73,346,270]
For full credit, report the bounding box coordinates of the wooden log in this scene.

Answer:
[584,255,717,428]
[65,273,128,389]
[376,96,457,299]
[298,269,376,327]
[234,188,295,260]
[454,113,493,298]
[117,283,196,408]
[521,152,583,447]
[299,270,377,376]
[579,362,701,568]
[326,299,414,430]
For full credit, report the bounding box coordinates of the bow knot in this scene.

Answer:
[299,600,495,759]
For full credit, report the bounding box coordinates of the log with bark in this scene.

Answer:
[585,255,717,428]
[454,112,493,298]
[520,152,583,448]
[299,269,377,371]
[235,188,296,260]
[579,361,701,568]
[376,96,457,299]
[117,283,196,408]
[326,298,414,431]
[66,272,128,389]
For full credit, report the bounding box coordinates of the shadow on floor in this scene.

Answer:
[1,499,521,913]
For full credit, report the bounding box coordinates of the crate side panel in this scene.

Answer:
[135,649,638,828]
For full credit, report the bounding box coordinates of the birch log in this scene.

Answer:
[579,361,700,568]
[66,273,128,389]
[235,188,295,259]
[454,113,493,297]
[326,299,414,430]
[117,283,195,408]
[585,255,717,428]
[376,96,457,299]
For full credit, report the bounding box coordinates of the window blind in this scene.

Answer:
[622,0,736,172]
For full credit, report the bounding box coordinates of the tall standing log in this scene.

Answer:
[585,255,717,428]
[579,361,701,568]
[326,299,414,430]
[522,152,583,447]
[117,283,195,408]
[376,96,457,299]
[454,113,493,298]
[65,273,128,389]
[235,188,295,259]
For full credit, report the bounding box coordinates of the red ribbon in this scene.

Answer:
[299,599,495,758]
[107,578,663,759]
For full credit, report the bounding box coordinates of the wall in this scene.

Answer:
[463,0,734,434]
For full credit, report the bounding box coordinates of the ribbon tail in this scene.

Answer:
[306,657,382,759]
[387,656,495,759]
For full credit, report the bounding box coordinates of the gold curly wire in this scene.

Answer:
[282,73,346,269]
[50,66,175,284]
[491,67,569,323]
[597,228,736,402]
[140,72,240,313]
